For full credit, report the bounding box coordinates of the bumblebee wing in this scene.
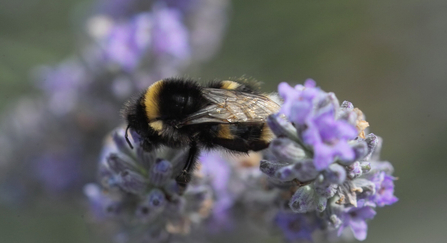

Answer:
[180,88,281,126]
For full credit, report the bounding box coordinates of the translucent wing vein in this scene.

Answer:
[180,88,280,126]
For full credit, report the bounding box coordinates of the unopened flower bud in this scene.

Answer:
[289,185,316,213]
[260,160,286,177]
[150,159,173,186]
[148,188,166,209]
[107,153,135,174]
[136,189,166,220]
[350,140,368,162]
[267,114,300,141]
[322,164,346,184]
[269,138,305,163]
[353,178,376,200]
[346,161,362,179]
[314,180,337,198]
[363,133,378,161]
[275,159,319,182]
[316,194,327,212]
[117,169,147,194]
[330,214,342,228]
[360,162,371,173]
[340,101,354,110]
[136,146,156,170]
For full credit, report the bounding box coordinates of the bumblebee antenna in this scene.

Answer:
[125,124,134,149]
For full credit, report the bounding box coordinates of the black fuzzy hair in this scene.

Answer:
[121,93,153,144]
[155,78,210,120]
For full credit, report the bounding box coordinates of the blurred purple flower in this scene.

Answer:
[275,211,316,242]
[152,6,190,61]
[102,13,152,71]
[34,151,82,194]
[34,60,90,115]
[199,152,234,229]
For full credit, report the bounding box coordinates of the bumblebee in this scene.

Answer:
[123,78,280,191]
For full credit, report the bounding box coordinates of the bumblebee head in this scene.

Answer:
[122,94,157,150]
[122,78,208,150]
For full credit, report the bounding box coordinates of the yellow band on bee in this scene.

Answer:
[149,120,164,133]
[221,80,241,90]
[217,124,234,139]
[144,80,163,121]
[260,125,274,143]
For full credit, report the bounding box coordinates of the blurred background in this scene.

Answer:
[0,0,445,242]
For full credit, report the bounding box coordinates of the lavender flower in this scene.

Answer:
[100,13,153,71]
[95,6,190,72]
[34,59,89,115]
[85,127,214,242]
[34,151,82,194]
[369,170,398,207]
[88,0,229,75]
[278,80,357,170]
[261,80,398,241]
[151,6,190,61]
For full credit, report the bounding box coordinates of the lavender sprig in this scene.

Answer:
[261,80,398,241]
[85,127,214,242]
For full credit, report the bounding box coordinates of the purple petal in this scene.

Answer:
[372,173,398,206]
[333,142,355,162]
[278,82,299,118]
[313,143,334,170]
[349,218,368,241]
[314,112,337,141]
[304,78,316,87]
[301,124,322,145]
[288,100,313,125]
[278,82,297,100]
[333,120,358,140]
[352,206,377,220]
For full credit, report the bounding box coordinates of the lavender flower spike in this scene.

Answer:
[262,79,398,242]
[84,127,214,242]
[278,80,358,170]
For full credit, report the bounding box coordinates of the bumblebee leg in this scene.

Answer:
[175,142,199,194]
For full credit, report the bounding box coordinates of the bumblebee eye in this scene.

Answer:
[125,125,134,149]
